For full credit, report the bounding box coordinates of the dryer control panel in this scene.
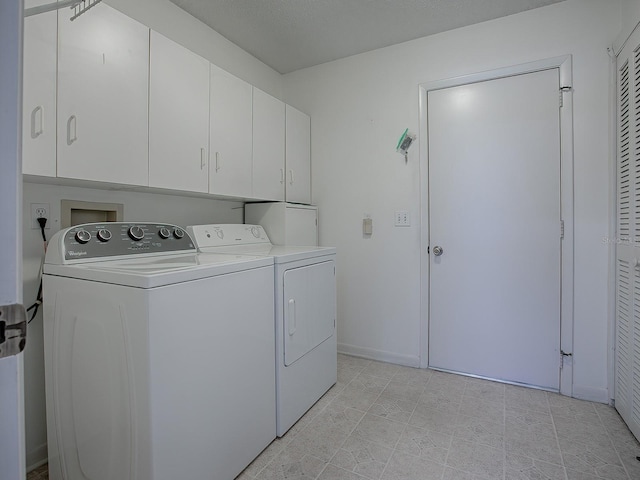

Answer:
[46,222,196,264]
[188,224,271,248]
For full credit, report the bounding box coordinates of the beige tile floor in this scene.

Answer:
[27,354,640,480]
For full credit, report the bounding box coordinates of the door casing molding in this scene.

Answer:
[418,55,574,396]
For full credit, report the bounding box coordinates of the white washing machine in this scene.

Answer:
[43,222,276,480]
[187,224,337,436]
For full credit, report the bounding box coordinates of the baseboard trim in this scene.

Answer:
[572,384,610,404]
[337,343,420,368]
[26,442,47,472]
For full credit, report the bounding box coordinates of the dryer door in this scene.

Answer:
[283,260,336,366]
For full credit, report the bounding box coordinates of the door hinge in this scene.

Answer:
[427,246,430,254]
[559,86,572,108]
[0,304,27,359]
[560,220,564,239]
[560,349,572,369]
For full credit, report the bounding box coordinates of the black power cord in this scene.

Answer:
[26,217,47,324]
[37,216,47,241]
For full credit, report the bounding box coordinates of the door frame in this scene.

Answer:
[418,55,575,396]
[0,0,26,477]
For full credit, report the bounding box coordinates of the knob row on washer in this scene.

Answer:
[75,226,186,244]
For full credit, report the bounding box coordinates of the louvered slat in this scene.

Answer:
[618,259,632,413]
[632,46,640,429]
[633,269,640,425]
[620,60,631,242]
[635,46,640,243]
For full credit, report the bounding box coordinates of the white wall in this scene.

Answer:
[614,0,640,53]
[283,0,621,400]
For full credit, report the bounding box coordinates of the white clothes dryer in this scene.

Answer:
[43,222,276,480]
[187,224,337,436]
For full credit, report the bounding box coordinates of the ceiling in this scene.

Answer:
[168,0,566,74]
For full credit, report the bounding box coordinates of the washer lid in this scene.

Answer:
[43,252,273,288]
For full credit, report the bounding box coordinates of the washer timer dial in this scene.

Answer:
[97,229,112,242]
[75,229,91,244]
[128,226,145,241]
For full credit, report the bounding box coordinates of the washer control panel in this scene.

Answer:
[57,223,195,261]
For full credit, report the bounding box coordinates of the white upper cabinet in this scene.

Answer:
[209,65,253,198]
[285,105,311,204]
[252,88,285,201]
[22,0,56,177]
[56,4,149,186]
[149,31,210,193]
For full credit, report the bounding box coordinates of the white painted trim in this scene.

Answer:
[418,87,429,369]
[559,55,575,398]
[572,384,610,404]
[337,343,420,368]
[607,49,618,404]
[0,0,26,476]
[420,55,574,93]
[418,56,575,396]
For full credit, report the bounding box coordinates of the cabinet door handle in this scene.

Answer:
[200,148,207,170]
[215,152,221,172]
[288,299,296,336]
[280,168,284,184]
[30,106,43,138]
[66,115,77,145]
[289,169,294,185]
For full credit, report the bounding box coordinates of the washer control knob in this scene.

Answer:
[173,227,185,239]
[75,229,91,244]
[250,226,261,238]
[128,226,145,241]
[158,227,171,239]
[97,229,112,242]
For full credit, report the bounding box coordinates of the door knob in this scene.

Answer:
[433,246,444,256]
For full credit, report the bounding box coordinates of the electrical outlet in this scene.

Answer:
[394,211,410,227]
[31,203,50,229]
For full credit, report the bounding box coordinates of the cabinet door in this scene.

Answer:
[252,88,285,201]
[209,65,253,198]
[57,4,149,186]
[22,0,56,177]
[149,31,209,193]
[285,105,311,204]
[283,261,336,366]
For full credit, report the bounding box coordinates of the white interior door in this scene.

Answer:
[428,69,562,390]
[0,0,26,476]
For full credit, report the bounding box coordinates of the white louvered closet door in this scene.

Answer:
[616,28,640,442]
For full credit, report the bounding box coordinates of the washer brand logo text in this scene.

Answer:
[67,250,88,257]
